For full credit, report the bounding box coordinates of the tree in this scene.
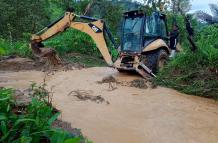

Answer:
[83,0,128,34]
[0,0,50,40]
[171,0,191,14]
[142,0,191,13]
[142,0,170,11]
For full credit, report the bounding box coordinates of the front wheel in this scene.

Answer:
[157,49,168,71]
[141,49,168,73]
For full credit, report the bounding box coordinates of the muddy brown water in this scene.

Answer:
[0,67,218,143]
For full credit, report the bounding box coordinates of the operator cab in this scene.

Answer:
[121,10,168,54]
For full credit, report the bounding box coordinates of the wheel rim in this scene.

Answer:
[158,57,167,70]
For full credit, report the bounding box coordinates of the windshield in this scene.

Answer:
[144,12,167,37]
[145,15,157,35]
[122,17,143,52]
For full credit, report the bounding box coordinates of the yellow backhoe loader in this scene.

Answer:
[31,9,170,78]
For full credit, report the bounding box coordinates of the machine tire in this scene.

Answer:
[141,49,168,73]
[117,68,126,73]
[157,49,168,71]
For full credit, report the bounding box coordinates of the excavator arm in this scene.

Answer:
[31,10,117,66]
[31,9,157,78]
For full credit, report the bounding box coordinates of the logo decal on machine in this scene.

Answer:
[88,23,102,33]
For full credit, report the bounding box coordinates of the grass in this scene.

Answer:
[154,25,218,99]
[154,51,218,99]
[44,29,100,56]
[0,38,32,58]
[0,84,92,143]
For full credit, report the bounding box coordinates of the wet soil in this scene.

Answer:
[52,120,82,137]
[0,56,84,72]
[68,90,110,104]
[0,66,218,143]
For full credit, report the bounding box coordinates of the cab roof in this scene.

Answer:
[123,10,166,19]
[123,10,144,18]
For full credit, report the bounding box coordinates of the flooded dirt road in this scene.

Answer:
[1,67,218,143]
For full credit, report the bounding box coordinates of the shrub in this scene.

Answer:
[154,25,218,99]
[0,48,5,56]
[0,86,90,143]
[196,24,218,67]
[44,29,118,60]
[0,39,32,58]
[44,29,100,56]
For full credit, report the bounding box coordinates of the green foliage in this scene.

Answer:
[0,0,50,40]
[72,0,90,15]
[196,24,218,67]
[0,0,121,61]
[44,29,100,56]
[51,0,89,15]
[0,86,88,143]
[167,13,186,40]
[0,48,5,56]
[166,13,197,45]
[100,2,123,35]
[0,39,32,57]
[154,25,218,99]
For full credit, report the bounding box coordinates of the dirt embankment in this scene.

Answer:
[1,57,218,143]
[0,56,84,72]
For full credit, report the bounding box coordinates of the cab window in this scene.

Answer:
[159,19,167,37]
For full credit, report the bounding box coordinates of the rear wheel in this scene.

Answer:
[141,49,168,73]
[157,49,168,71]
[117,68,126,73]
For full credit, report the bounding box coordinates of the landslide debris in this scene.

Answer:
[68,90,110,104]
[97,75,117,84]
[129,79,148,89]
[97,75,155,89]
[0,55,84,72]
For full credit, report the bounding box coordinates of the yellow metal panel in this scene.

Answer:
[71,20,113,66]
[31,12,113,66]
[32,12,75,42]
[143,39,170,53]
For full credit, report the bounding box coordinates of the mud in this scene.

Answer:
[97,75,117,84]
[0,56,42,71]
[14,89,32,106]
[0,56,84,72]
[129,78,148,89]
[0,67,218,143]
[98,75,153,89]
[68,90,109,104]
[52,120,82,137]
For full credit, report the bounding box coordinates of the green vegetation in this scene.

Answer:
[0,39,32,57]
[45,29,99,56]
[0,0,50,40]
[0,85,91,143]
[0,0,217,98]
[154,25,218,99]
[0,0,122,63]
[0,0,218,141]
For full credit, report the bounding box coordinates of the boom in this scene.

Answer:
[31,10,117,66]
[31,9,161,78]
